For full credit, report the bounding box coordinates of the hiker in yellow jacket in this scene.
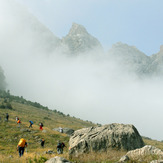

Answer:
[17,138,27,157]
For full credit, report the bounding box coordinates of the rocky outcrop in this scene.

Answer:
[119,145,163,162]
[150,45,163,75]
[108,42,152,75]
[45,156,72,163]
[119,155,129,162]
[69,123,144,156]
[126,145,163,158]
[53,128,74,136]
[62,23,103,55]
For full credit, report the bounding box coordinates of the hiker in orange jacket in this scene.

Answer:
[17,138,27,157]
[17,119,21,127]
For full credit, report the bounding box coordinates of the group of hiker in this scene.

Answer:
[15,116,43,130]
[3,113,67,157]
[17,138,66,157]
[14,114,66,157]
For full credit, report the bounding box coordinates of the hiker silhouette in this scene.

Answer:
[6,113,9,122]
[17,138,27,157]
[39,123,43,130]
[57,141,66,154]
[29,120,33,128]
[41,138,45,148]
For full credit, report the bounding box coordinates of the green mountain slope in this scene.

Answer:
[0,90,95,162]
[0,90,163,163]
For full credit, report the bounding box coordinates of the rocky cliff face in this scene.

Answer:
[108,42,152,75]
[149,45,163,75]
[62,23,103,55]
[69,123,144,156]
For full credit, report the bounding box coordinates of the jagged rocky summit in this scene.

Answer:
[108,42,163,76]
[108,42,151,75]
[2,0,163,78]
[62,23,103,55]
[69,123,144,156]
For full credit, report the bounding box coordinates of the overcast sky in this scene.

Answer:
[15,0,163,55]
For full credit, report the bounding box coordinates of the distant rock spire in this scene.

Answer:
[62,23,103,54]
[68,23,89,36]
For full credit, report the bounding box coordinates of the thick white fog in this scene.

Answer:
[0,0,163,141]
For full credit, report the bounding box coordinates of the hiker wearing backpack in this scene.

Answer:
[6,113,9,122]
[59,127,63,133]
[39,122,43,130]
[57,141,66,154]
[17,119,21,127]
[17,138,27,157]
[29,120,33,128]
[61,142,66,154]
[57,141,62,154]
[40,138,45,148]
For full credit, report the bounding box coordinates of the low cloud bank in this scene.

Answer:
[2,51,163,141]
[0,0,163,141]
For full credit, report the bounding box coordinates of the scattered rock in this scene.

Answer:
[42,130,47,133]
[14,137,17,140]
[69,123,144,156]
[31,131,38,134]
[34,136,40,140]
[118,155,129,162]
[20,129,31,132]
[150,160,163,163]
[63,128,74,136]
[45,156,72,163]
[53,128,74,136]
[8,155,13,158]
[126,145,163,159]
[53,128,59,132]
[45,150,55,154]
[119,145,163,162]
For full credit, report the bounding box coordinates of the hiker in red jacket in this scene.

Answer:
[39,123,43,130]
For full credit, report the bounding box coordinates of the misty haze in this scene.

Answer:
[0,0,163,141]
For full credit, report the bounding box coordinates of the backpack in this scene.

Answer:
[61,143,65,148]
[18,138,26,147]
[30,121,33,124]
[17,120,21,123]
[57,143,62,148]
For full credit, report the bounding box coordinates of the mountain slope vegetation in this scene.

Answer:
[0,90,95,162]
[0,90,163,163]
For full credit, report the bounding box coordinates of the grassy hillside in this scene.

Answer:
[0,91,95,162]
[0,90,163,163]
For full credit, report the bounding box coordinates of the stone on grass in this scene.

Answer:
[69,123,144,156]
[45,156,72,163]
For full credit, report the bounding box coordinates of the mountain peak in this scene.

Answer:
[62,23,103,54]
[68,23,88,36]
